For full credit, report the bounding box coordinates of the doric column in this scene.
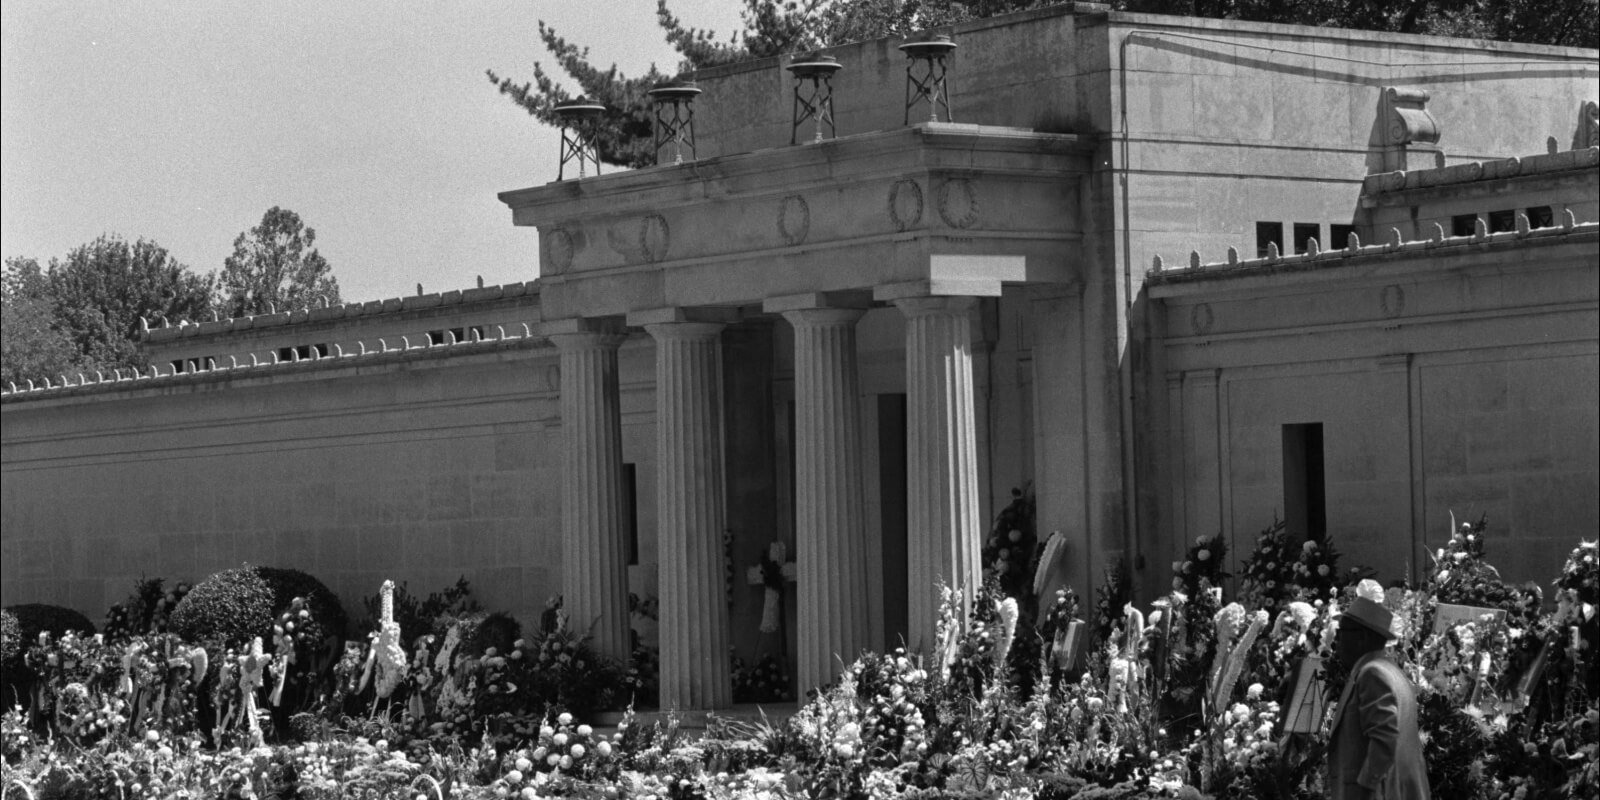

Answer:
[545,321,631,665]
[640,316,732,710]
[777,303,871,691]
[893,295,984,652]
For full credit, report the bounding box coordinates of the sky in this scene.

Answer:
[1,0,743,303]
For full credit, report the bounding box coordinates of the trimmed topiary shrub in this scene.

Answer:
[5,603,97,644]
[1,607,21,678]
[169,565,346,652]
[2,604,95,711]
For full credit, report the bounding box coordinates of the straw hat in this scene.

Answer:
[1339,596,1396,639]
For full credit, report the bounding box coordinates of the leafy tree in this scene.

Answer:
[487,24,668,169]
[491,0,1595,167]
[45,236,218,379]
[219,207,341,318]
[1,257,83,388]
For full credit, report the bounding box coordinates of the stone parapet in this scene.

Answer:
[1,323,550,403]
[1361,146,1599,197]
[1147,215,1599,290]
[141,280,539,344]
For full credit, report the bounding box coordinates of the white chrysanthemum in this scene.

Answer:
[1355,579,1384,604]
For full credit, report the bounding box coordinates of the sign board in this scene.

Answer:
[1280,656,1328,735]
[1433,603,1505,634]
[1052,619,1089,674]
[1509,635,1558,710]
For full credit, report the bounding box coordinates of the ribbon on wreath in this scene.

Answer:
[237,637,269,748]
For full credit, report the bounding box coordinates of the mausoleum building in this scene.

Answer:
[4,4,1596,710]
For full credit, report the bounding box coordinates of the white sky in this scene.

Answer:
[1,0,743,302]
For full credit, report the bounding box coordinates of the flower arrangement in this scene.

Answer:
[5,525,1599,799]
[1173,532,1229,598]
[1093,562,1133,650]
[102,577,192,640]
[982,486,1038,605]
[1289,536,1343,601]
[1237,518,1293,612]
[733,652,794,703]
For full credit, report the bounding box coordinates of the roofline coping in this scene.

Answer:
[142,279,540,343]
[1362,146,1599,197]
[3,322,552,404]
[1147,214,1599,291]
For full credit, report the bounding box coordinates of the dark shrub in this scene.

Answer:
[5,603,96,643]
[468,611,521,657]
[1,608,21,689]
[170,565,346,652]
[0,609,19,665]
[2,604,94,711]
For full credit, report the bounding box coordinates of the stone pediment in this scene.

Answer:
[499,123,1093,319]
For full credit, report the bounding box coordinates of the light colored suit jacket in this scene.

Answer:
[1326,651,1431,800]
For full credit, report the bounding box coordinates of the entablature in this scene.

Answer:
[499,123,1095,320]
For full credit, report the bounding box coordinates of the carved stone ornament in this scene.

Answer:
[1385,87,1441,146]
[1578,101,1599,150]
[605,223,631,259]
[1380,284,1406,318]
[1190,303,1215,335]
[640,214,671,263]
[937,178,979,229]
[887,179,924,231]
[778,194,810,246]
[547,229,576,272]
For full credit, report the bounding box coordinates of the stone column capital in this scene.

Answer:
[763,290,872,315]
[627,306,739,329]
[643,321,726,341]
[780,306,867,328]
[891,295,981,317]
[546,330,628,352]
[540,317,627,349]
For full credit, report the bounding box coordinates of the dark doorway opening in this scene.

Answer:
[878,394,909,649]
[1282,423,1327,543]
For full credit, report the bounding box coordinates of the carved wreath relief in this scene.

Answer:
[1190,303,1215,335]
[887,179,924,231]
[1380,285,1406,318]
[778,194,810,246]
[640,214,671,263]
[546,229,575,272]
[937,178,980,229]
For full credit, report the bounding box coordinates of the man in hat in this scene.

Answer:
[1327,594,1430,799]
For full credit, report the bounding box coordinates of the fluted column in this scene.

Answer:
[894,296,984,652]
[645,320,733,710]
[782,307,871,691]
[547,326,631,665]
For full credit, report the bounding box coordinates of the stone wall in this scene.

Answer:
[1147,224,1599,590]
[0,341,568,627]
[686,5,1598,273]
